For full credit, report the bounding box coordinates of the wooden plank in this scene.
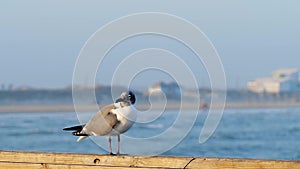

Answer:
[186,157,300,169]
[0,150,299,169]
[0,151,192,168]
[0,162,146,169]
[0,162,41,169]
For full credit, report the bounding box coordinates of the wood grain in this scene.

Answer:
[0,150,299,169]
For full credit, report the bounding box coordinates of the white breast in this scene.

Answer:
[110,105,136,135]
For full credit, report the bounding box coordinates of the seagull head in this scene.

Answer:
[115,91,136,105]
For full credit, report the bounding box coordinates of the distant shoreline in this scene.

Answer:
[0,102,300,113]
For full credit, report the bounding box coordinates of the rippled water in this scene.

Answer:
[0,107,299,160]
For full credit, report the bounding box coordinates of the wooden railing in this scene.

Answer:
[0,150,299,169]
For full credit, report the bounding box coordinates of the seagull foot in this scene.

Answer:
[109,152,116,156]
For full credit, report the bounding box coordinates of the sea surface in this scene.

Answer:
[0,107,299,160]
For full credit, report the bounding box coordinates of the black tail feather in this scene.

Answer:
[63,124,88,137]
[63,124,85,131]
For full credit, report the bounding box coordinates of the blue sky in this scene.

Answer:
[0,1,299,89]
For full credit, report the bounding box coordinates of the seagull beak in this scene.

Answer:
[115,98,123,103]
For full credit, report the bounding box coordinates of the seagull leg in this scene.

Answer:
[117,134,120,155]
[107,136,113,155]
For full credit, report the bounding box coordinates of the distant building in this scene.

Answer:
[0,83,14,91]
[0,83,4,91]
[148,82,181,99]
[247,68,300,93]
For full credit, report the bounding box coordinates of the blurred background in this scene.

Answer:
[0,1,299,160]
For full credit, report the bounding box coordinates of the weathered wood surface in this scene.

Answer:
[0,150,299,169]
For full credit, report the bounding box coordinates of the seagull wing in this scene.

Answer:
[82,104,119,136]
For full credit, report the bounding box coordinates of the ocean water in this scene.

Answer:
[0,107,299,160]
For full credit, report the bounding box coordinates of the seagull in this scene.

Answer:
[63,91,136,155]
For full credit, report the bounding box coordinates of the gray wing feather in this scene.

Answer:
[82,104,119,136]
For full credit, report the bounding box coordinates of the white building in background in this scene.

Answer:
[247,68,300,93]
[148,82,181,96]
